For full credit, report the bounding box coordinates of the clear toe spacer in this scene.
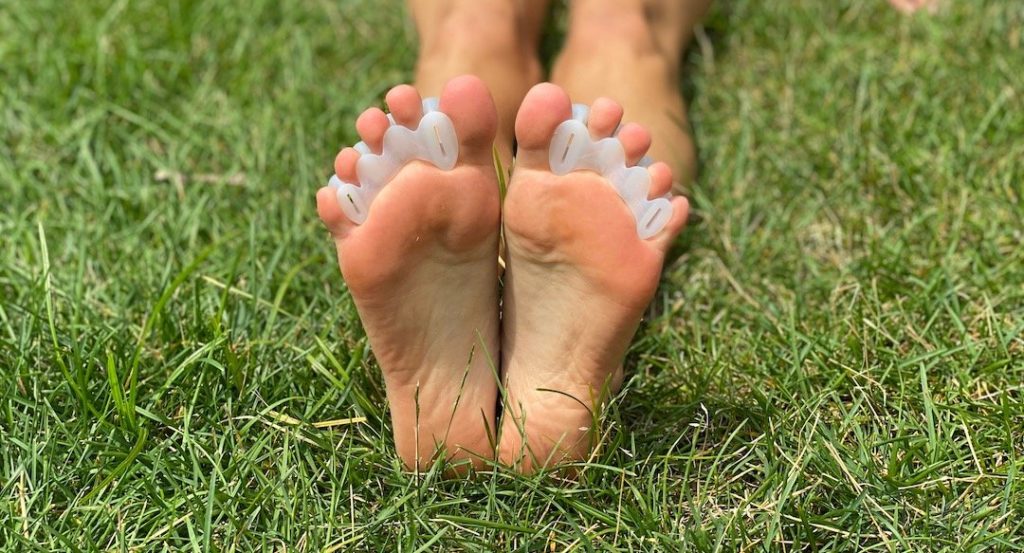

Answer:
[327,98,459,225]
[548,104,674,239]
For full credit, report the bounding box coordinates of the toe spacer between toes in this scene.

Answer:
[328,98,459,225]
[548,103,674,240]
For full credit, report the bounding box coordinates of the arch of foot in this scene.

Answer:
[328,98,459,225]
[548,104,673,240]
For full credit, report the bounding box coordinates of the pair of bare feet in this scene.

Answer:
[316,76,688,474]
[317,0,936,476]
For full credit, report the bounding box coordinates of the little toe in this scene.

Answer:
[616,123,652,166]
[437,75,499,166]
[317,186,352,237]
[356,108,390,153]
[514,83,574,169]
[386,84,424,128]
[650,196,690,252]
[587,97,624,139]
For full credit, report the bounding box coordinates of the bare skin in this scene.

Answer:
[497,83,688,472]
[318,0,929,475]
[409,0,550,169]
[319,0,702,474]
[316,76,501,472]
[410,0,924,188]
[493,0,702,471]
[552,0,712,190]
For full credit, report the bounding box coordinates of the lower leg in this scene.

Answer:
[552,0,712,189]
[409,0,550,168]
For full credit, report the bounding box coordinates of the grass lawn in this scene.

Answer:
[2,0,1023,550]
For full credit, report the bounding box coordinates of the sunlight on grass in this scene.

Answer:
[0,0,1021,550]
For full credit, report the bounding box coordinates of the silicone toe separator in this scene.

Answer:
[328,98,459,225]
[572,104,590,124]
[548,103,674,239]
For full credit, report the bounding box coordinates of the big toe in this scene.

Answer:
[437,75,499,166]
[514,83,574,170]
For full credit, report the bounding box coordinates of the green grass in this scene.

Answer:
[2,0,1023,550]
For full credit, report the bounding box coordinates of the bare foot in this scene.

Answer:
[497,83,689,472]
[316,76,501,472]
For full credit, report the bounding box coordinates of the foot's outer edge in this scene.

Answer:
[548,103,672,240]
[329,98,460,225]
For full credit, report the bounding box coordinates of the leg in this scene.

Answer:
[410,0,551,169]
[551,0,712,190]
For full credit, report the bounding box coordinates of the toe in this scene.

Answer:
[650,196,689,253]
[438,75,499,166]
[334,147,360,184]
[647,161,674,198]
[616,123,652,166]
[356,108,390,154]
[587,97,624,139]
[317,186,353,238]
[386,84,424,128]
[514,83,573,169]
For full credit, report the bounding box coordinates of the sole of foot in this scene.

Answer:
[316,76,502,473]
[498,83,689,474]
